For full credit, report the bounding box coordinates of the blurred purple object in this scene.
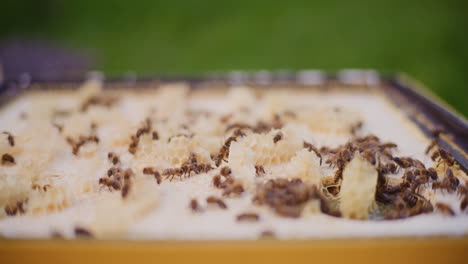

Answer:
[0,39,93,83]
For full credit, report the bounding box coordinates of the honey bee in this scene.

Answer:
[128,135,139,154]
[350,121,363,135]
[303,141,322,165]
[214,130,244,167]
[142,167,161,183]
[107,167,121,177]
[143,167,154,175]
[32,184,52,192]
[3,131,15,146]
[255,165,265,177]
[121,182,131,198]
[107,152,120,165]
[361,149,376,165]
[437,149,455,167]
[236,212,260,222]
[206,196,227,209]
[427,167,438,180]
[189,199,202,212]
[259,230,275,238]
[74,227,93,238]
[136,118,152,138]
[379,142,397,150]
[432,168,459,193]
[378,162,398,175]
[1,153,15,165]
[154,170,161,184]
[163,168,182,181]
[392,157,413,169]
[67,135,99,155]
[425,139,438,154]
[152,131,159,140]
[4,201,25,216]
[220,166,231,177]
[273,131,283,143]
[222,181,244,197]
[213,175,222,188]
[196,163,213,174]
[435,202,455,216]
[99,177,121,190]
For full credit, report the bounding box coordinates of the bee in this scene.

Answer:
[32,184,51,192]
[222,181,244,197]
[121,182,131,198]
[361,149,376,165]
[213,175,223,188]
[163,168,182,181]
[154,170,161,184]
[236,212,260,222]
[303,141,322,165]
[392,157,414,169]
[1,153,15,165]
[107,152,120,165]
[259,230,275,238]
[225,123,252,132]
[438,149,455,167]
[143,167,154,175]
[206,196,227,209]
[99,177,121,190]
[74,227,93,238]
[378,162,398,175]
[427,167,438,180]
[432,168,459,193]
[213,130,244,167]
[333,168,344,182]
[350,121,363,135]
[220,166,231,177]
[3,131,15,146]
[255,165,265,177]
[380,142,397,150]
[431,150,440,161]
[152,131,159,140]
[425,139,438,154]
[128,135,139,154]
[136,118,152,138]
[435,202,455,216]
[4,201,25,216]
[107,167,121,177]
[189,199,202,212]
[273,131,283,143]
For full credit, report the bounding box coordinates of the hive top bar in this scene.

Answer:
[0,79,467,239]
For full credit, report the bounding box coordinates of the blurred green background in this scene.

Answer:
[1,0,467,116]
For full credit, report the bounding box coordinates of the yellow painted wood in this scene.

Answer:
[1,237,467,264]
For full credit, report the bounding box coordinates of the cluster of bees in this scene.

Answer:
[212,166,244,197]
[98,152,134,199]
[253,178,332,218]
[162,153,213,181]
[318,132,466,219]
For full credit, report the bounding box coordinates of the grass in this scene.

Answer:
[1,0,467,116]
